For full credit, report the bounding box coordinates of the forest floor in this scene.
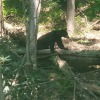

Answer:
[2,21,100,99]
[3,21,100,51]
[63,31,100,51]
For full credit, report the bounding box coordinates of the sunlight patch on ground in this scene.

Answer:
[84,31,100,39]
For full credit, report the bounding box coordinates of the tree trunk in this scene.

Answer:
[52,55,100,99]
[29,0,41,69]
[85,83,100,96]
[37,49,100,66]
[0,0,2,34]
[0,0,5,99]
[93,24,100,30]
[66,0,75,36]
[12,49,100,67]
[0,67,5,100]
[14,49,100,67]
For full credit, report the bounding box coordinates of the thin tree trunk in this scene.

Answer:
[29,0,41,69]
[0,0,2,34]
[0,67,5,100]
[0,0,4,99]
[66,0,75,36]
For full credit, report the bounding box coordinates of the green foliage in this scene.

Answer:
[3,0,99,28]
[40,0,66,29]
[0,55,11,64]
[52,0,67,11]
[0,37,74,99]
[77,39,90,44]
[84,0,100,20]
[3,0,23,17]
[1,0,100,99]
[53,0,88,11]
[53,0,100,20]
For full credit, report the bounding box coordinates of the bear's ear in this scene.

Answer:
[63,30,69,38]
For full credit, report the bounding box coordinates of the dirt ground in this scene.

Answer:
[63,31,100,51]
[3,22,100,51]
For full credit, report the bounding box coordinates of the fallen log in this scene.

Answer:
[37,49,100,66]
[52,55,100,99]
[85,83,100,96]
[93,25,100,30]
[12,49,100,67]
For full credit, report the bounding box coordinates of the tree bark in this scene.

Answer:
[52,55,74,76]
[52,55,100,99]
[85,83,100,96]
[37,49,100,66]
[93,25,100,30]
[0,0,2,35]
[12,49,100,66]
[29,0,41,69]
[66,0,75,36]
[0,67,5,100]
[0,0,5,99]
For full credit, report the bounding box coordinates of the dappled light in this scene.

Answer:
[0,0,100,100]
[61,32,100,51]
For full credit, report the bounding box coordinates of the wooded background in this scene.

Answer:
[0,0,100,100]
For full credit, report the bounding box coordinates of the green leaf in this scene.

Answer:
[0,55,11,63]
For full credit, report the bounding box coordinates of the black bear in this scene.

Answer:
[37,29,69,53]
